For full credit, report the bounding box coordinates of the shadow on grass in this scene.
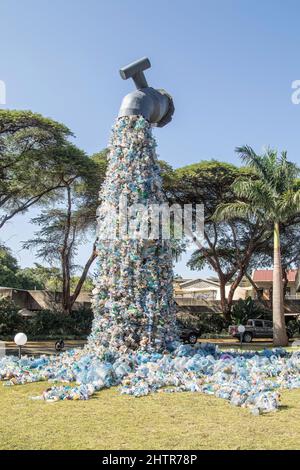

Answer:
[278,404,291,412]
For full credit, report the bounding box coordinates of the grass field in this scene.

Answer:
[1,382,300,450]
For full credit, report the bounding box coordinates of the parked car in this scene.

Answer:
[177,320,201,344]
[229,319,292,343]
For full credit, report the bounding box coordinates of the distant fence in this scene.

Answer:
[0,287,91,311]
[0,341,5,358]
[1,287,300,317]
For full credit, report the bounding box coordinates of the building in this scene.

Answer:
[174,272,300,318]
[173,277,251,315]
[174,278,249,301]
[251,269,300,300]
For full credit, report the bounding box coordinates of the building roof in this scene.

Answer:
[252,269,297,282]
[179,278,220,288]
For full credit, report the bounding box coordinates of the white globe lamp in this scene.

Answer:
[14,332,27,358]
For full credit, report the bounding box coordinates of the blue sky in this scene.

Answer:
[1,0,300,278]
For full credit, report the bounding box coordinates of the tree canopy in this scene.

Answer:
[167,160,268,319]
[0,110,87,229]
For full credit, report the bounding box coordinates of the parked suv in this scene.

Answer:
[229,319,292,343]
[177,319,201,345]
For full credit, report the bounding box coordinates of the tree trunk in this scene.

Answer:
[62,253,71,314]
[219,279,231,322]
[61,185,72,314]
[282,268,288,299]
[69,240,97,309]
[273,222,288,346]
[227,269,246,314]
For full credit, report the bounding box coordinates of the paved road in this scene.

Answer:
[2,337,297,357]
[2,340,86,356]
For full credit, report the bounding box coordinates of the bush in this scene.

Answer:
[177,310,227,335]
[0,298,25,336]
[27,308,93,339]
[286,318,300,337]
[231,297,270,325]
[69,309,93,336]
[196,312,228,334]
[27,310,73,338]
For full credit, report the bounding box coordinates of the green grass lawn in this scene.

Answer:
[1,382,300,450]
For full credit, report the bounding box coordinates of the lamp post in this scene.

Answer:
[14,333,27,359]
[237,325,245,349]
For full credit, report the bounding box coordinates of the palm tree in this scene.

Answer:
[214,146,300,346]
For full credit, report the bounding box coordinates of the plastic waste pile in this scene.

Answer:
[1,343,300,414]
[1,116,300,415]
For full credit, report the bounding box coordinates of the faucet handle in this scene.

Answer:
[119,57,151,90]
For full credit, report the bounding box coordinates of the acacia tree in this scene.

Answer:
[165,161,268,320]
[24,149,107,314]
[214,146,300,346]
[0,110,77,229]
[24,208,93,313]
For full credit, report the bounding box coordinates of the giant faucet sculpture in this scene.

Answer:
[0,58,292,415]
[88,57,177,353]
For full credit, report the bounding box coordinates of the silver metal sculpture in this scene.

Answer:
[118,57,174,127]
